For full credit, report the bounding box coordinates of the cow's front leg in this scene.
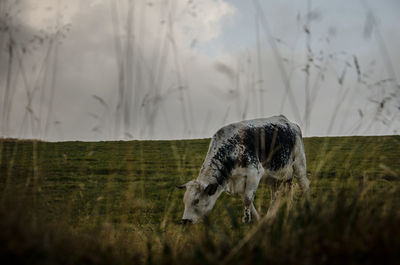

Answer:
[242,165,263,223]
[242,196,253,223]
[250,203,260,221]
[242,191,260,223]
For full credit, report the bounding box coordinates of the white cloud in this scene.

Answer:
[173,0,236,45]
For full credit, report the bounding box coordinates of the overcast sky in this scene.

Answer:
[0,0,399,141]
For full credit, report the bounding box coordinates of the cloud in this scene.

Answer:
[1,0,239,140]
[173,0,236,45]
[0,0,398,140]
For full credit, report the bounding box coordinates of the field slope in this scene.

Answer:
[0,135,399,264]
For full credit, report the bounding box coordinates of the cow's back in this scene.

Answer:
[236,116,300,171]
[213,116,301,170]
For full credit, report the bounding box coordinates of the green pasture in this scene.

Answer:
[0,136,399,264]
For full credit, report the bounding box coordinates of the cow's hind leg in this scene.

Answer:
[293,151,309,200]
[266,179,283,219]
[289,135,310,200]
[242,165,263,223]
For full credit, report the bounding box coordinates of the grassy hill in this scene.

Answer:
[0,136,399,264]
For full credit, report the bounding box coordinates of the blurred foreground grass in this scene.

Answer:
[0,136,399,264]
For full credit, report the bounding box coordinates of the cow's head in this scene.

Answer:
[176,180,220,224]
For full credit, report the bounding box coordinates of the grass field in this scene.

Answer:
[0,136,399,264]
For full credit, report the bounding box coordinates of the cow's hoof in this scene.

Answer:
[242,214,251,223]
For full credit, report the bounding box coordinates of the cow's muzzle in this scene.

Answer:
[180,219,193,225]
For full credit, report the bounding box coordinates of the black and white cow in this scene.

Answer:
[177,115,309,224]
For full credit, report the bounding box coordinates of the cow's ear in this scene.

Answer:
[176,184,186,189]
[204,183,218,196]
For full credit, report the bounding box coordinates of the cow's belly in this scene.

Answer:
[225,166,263,195]
[225,172,246,195]
[263,162,294,182]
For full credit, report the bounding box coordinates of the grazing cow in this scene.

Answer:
[177,115,309,224]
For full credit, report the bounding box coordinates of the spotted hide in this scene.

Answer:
[177,115,309,224]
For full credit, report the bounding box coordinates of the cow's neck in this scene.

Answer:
[200,143,239,185]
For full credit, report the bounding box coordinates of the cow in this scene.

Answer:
[177,115,309,224]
